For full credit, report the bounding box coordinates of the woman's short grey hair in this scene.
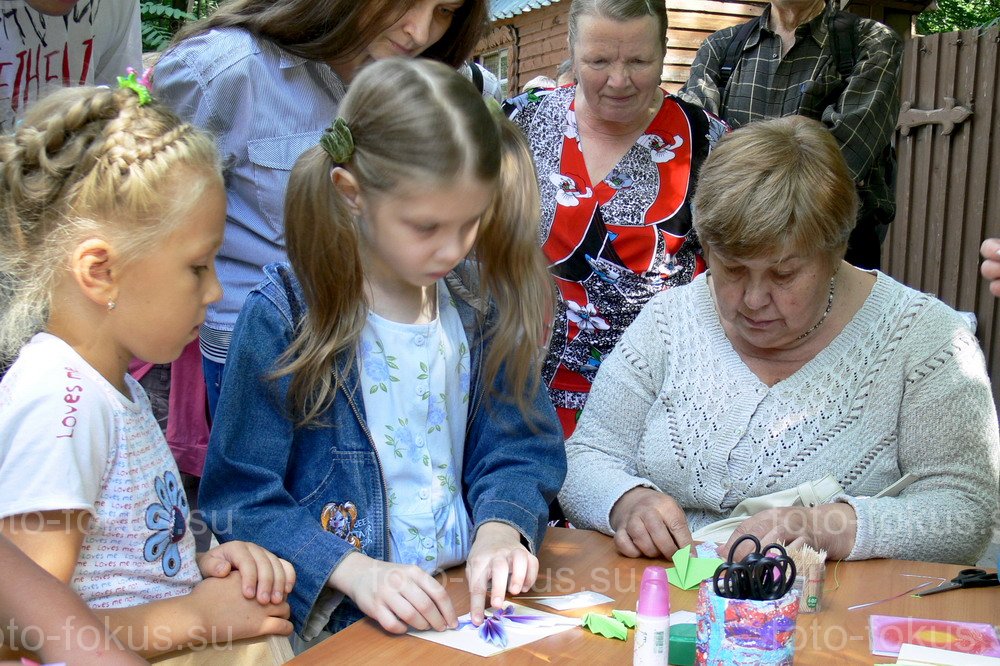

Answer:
[568,0,668,55]
[692,115,858,263]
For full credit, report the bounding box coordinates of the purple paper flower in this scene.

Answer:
[479,615,508,647]
[457,605,554,648]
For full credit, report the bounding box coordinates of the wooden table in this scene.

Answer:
[288,527,1000,665]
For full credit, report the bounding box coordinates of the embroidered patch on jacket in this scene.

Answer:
[143,470,188,576]
[321,501,363,549]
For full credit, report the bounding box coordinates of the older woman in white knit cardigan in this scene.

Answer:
[559,116,999,565]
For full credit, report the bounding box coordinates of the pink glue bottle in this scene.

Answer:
[634,566,670,666]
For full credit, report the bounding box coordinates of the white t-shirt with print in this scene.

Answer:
[0,333,201,608]
[0,0,142,132]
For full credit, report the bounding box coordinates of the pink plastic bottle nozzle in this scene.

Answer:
[637,566,670,616]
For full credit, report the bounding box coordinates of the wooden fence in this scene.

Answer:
[884,26,1000,403]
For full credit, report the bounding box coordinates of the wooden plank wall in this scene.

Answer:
[497,3,570,94]
[483,0,768,94]
[885,26,1000,403]
[664,0,767,91]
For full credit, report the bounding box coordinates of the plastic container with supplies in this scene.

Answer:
[694,580,800,665]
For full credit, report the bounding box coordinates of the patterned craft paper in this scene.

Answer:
[407,603,578,657]
[869,615,1000,658]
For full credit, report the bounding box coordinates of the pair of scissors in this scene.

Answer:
[712,534,797,601]
[914,568,999,597]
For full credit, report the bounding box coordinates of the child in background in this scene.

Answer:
[0,84,294,660]
[200,58,567,641]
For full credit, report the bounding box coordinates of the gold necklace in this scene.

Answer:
[796,275,836,341]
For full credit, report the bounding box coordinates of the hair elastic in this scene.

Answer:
[320,117,354,163]
[117,67,152,106]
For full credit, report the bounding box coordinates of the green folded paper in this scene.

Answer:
[611,609,637,628]
[581,612,628,640]
[666,544,725,590]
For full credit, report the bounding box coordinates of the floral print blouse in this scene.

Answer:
[358,281,472,572]
[507,86,726,432]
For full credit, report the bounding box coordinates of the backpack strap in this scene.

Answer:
[827,10,860,79]
[717,15,762,91]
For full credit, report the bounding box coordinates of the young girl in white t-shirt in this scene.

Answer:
[0,81,295,660]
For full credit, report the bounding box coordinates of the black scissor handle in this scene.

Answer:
[713,561,755,599]
[726,534,762,564]
[761,542,790,559]
[954,568,999,588]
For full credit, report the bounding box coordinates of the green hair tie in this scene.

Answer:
[320,117,354,163]
[116,69,152,106]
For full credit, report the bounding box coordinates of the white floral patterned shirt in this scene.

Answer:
[358,282,473,572]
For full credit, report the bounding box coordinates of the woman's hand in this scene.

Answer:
[190,573,292,641]
[466,522,538,625]
[981,239,1000,297]
[609,487,693,559]
[197,541,296,605]
[723,504,858,561]
[328,552,457,634]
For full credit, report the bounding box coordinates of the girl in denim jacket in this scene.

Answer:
[0,85,294,659]
[155,0,490,413]
[200,58,567,640]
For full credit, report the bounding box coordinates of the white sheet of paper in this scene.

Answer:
[694,541,724,559]
[896,644,1000,666]
[407,603,579,657]
[527,590,614,610]
[670,610,697,625]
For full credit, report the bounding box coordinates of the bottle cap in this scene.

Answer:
[637,566,670,616]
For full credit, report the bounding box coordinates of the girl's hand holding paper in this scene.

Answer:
[466,522,539,625]
[328,551,457,634]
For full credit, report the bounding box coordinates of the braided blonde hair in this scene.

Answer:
[0,86,221,365]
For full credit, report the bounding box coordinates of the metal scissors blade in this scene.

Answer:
[915,569,999,597]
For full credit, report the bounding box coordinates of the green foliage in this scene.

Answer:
[139,1,220,51]
[917,0,1000,34]
[140,3,194,50]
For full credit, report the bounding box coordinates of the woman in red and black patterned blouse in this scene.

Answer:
[507,0,726,436]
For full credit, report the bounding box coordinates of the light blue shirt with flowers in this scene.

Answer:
[358,281,473,573]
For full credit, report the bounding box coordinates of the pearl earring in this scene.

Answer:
[107,300,117,311]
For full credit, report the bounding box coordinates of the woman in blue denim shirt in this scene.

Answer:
[154,0,489,412]
[200,60,567,641]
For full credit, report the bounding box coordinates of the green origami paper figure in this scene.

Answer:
[611,610,637,628]
[666,544,725,590]
[580,613,628,640]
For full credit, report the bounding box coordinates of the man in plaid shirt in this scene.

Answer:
[679,0,902,269]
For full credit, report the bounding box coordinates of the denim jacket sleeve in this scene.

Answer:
[198,285,355,631]
[463,363,567,554]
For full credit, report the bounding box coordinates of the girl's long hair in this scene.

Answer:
[170,0,489,68]
[278,58,553,427]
